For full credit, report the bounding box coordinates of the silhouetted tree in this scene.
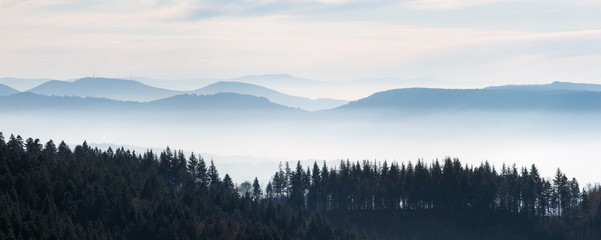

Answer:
[208,159,220,187]
[252,177,262,201]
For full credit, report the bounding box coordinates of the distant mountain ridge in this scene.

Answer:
[337,88,601,112]
[24,77,347,111]
[194,81,347,111]
[7,76,601,112]
[486,81,601,92]
[5,86,601,114]
[0,92,140,111]
[0,83,19,96]
[27,77,183,102]
[0,92,297,112]
[150,93,295,111]
[0,78,56,91]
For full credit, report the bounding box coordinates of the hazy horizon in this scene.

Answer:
[2,106,601,185]
[3,74,601,101]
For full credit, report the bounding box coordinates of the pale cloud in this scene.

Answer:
[407,0,511,10]
[1,0,601,86]
[407,0,601,10]
[0,0,392,20]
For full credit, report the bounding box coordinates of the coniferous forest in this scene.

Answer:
[1,133,601,240]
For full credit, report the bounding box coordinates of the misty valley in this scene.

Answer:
[2,77,601,184]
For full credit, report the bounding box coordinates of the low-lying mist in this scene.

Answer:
[2,109,600,185]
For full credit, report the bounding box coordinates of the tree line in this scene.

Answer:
[263,159,601,239]
[0,133,363,240]
[1,132,601,239]
[264,159,589,215]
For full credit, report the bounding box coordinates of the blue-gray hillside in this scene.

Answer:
[0,83,19,96]
[0,92,139,110]
[0,78,55,91]
[27,77,183,102]
[486,81,601,92]
[148,93,297,111]
[0,92,297,112]
[194,81,347,111]
[337,88,601,112]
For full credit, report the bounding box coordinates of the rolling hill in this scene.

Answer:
[193,81,347,111]
[486,81,601,92]
[148,92,297,111]
[0,77,55,91]
[0,92,140,111]
[336,88,601,112]
[24,77,345,110]
[27,77,183,102]
[0,92,297,112]
[0,83,19,96]
[10,79,601,113]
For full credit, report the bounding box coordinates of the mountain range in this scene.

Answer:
[0,92,293,112]
[338,88,601,112]
[17,77,347,111]
[27,77,182,102]
[194,81,346,111]
[2,76,601,113]
[486,81,601,92]
[180,74,443,100]
[149,93,295,111]
[2,85,601,114]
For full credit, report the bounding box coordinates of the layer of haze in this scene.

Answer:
[2,109,600,185]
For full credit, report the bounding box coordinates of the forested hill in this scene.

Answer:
[336,88,601,112]
[0,92,298,112]
[1,132,601,239]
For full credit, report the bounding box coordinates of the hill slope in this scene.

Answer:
[149,92,297,111]
[0,92,297,112]
[486,81,601,91]
[337,88,601,112]
[0,77,55,91]
[194,81,347,111]
[27,77,183,102]
[0,92,140,110]
[0,83,19,96]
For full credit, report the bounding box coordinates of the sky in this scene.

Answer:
[2,0,601,87]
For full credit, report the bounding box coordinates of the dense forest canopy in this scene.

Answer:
[1,132,600,239]
[265,158,583,216]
